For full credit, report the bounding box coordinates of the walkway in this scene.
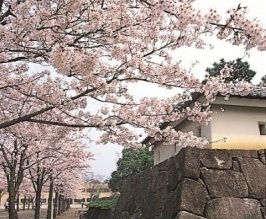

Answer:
[0,208,86,219]
[56,208,86,219]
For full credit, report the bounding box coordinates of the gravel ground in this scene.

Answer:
[0,208,85,219]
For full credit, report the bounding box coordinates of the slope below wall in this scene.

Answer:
[112,148,266,219]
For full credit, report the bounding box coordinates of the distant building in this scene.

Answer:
[0,188,7,209]
[72,181,112,204]
[143,91,266,165]
[0,181,113,208]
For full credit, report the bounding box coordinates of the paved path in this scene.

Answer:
[18,209,47,219]
[56,208,86,219]
[0,208,86,219]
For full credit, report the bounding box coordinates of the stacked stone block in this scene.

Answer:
[112,148,266,219]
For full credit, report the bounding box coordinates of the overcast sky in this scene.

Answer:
[87,0,266,178]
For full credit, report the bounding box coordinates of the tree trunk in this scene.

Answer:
[67,199,70,210]
[23,195,26,211]
[53,191,58,218]
[62,197,66,213]
[65,198,68,212]
[58,194,62,215]
[46,180,53,219]
[34,185,43,219]
[60,195,63,214]
[0,189,2,210]
[8,188,18,219]
[4,141,26,219]
[16,193,20,211]
[27,197,31,210]
[62,198,64,213]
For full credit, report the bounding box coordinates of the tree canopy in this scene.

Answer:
[108,148,153,192]
[261,75,266,85]
[205,58,256,83]
[0,1,265,218]
[0,1,264,148]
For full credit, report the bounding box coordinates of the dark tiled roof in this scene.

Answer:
[246,89,266,99]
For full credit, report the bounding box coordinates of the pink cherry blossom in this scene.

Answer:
[0,1,264,156]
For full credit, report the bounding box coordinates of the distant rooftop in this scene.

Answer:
[246,89,266,99]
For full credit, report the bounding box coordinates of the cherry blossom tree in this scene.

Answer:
[0,120,90,219]
[49,171,85,218]
[26,131,90,219]
[0,0,264,150]
[19,177,35,211]
[0,129,33,219]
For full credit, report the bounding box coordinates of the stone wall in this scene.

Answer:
[83,207,112,219]
[112,148,266,219]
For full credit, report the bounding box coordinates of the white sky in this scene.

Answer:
[88,0,266,178]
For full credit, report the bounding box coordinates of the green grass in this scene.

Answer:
[87,197,118,210]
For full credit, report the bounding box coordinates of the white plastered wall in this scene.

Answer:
[153,97,266,165]
[209,104,266,149]
[153,120,211,165]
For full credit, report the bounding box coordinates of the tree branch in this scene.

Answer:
[27,118,100,128]
[0,56,27,64]
[0,106,54,129]
[0,5,16,25]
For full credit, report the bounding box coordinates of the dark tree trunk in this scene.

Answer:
[27,197,31,210]
[3,141,26,219]
[61,195,64,213]
[65,198,68,212]
[16,193,20,211]
[61,196,64,213]
[53,191,58,218]
[29,155,46,219]
[67,199,70,210]
[0,189,2,210]
[46,180,53,219]
[62,197,66,212]
[34,187,42,219]
[58,194,62,215]
[23,195,26,211]
[8,187,18,219]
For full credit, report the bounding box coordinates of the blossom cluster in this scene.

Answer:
[0,0,265,150]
